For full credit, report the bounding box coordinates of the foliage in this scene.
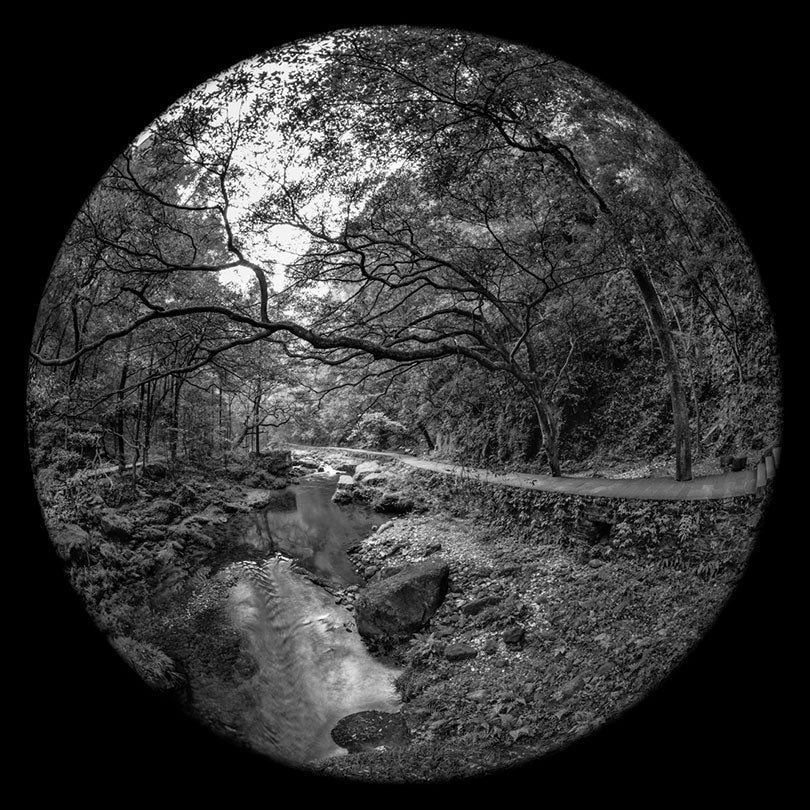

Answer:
[346,411,410,450]
[27,27,781,484]
[111,636,183,691]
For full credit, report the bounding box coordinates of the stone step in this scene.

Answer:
[765,454,775,479]
[772,446,781,468]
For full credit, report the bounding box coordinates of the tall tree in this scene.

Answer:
[29,28,771,478]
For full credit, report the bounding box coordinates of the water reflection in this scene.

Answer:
[243,477,377,585]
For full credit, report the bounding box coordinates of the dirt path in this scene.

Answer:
[290,444,777,501]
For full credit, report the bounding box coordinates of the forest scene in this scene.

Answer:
[25,25,784,787]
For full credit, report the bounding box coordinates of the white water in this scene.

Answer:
[309,461,342,477]
[227,557,401,764]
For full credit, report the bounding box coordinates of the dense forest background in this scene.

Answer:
[16,13,796,801]
[25,28,781,484]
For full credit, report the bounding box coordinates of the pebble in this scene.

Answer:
[502,625,526,646]
[561,674,586,698]
[445,643,478,662]
[461,595,501,615]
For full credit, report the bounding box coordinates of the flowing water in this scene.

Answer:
[241,473,379,586]
[225,473,401,764]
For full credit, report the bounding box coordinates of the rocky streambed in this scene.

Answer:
[288,450,760,782]
[45,447,425,768]
[45,445,759,783]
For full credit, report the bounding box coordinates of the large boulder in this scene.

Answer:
[188,503,229,525]
[139,499,183,525]
[327,456,357,475]
[131,524,165,542]
[331,710,411,752]
[243,489,274,510]
[222,463,249,481]
[242,470,287,489]
[254,449,292,475]
[173,483,198,506]
[293,455,320,470]
[354,460,382,479]
[51,523,92,562]
[372,491,414,514]
[361,473,389,487]
[244,488,296,511]
[141,461,169,479]
[355,559,449,640]
[170,521,213,547]
[331,475,356,504]
[97,509,135,542]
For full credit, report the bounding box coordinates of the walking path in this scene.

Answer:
[291,444,780,502]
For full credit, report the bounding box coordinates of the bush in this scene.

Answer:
[111,636,184,692]
[347,411,410,450]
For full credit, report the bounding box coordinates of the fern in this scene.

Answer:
[111,636,183,691]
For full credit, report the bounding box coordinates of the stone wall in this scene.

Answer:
[404,467,761,559]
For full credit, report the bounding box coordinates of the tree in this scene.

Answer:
[29,27,771,478]
[283,27,699,477]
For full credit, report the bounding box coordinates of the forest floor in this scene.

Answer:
[300,450,764,782]
[41,447,765,784]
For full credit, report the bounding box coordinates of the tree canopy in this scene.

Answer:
[28,26,780,480]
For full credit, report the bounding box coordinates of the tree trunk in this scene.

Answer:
[496,121,694,481]
[527,393,562,477]
[115,338,133,472]
[68,299,82,388]
[143,379,154,466]
[168,376,183,464]
[630,264,692,480]
[53,323,68,373]
[253,386,261,455]
[418,421,434,451]
[523,410,543,462]
[131,382,145,488]
[218,385,224,461]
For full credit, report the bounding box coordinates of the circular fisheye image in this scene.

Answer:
[27,26,782,783]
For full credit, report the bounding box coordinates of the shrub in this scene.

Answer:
[347,411,410,450]
[110,636,184,692]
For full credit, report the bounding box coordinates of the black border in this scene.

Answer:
[15,11,796,801]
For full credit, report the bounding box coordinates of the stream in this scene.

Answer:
[225,471,401,764]
[241,472,378,586]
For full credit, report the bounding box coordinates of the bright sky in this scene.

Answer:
[130,34,421,299]
[133,41,334,294]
